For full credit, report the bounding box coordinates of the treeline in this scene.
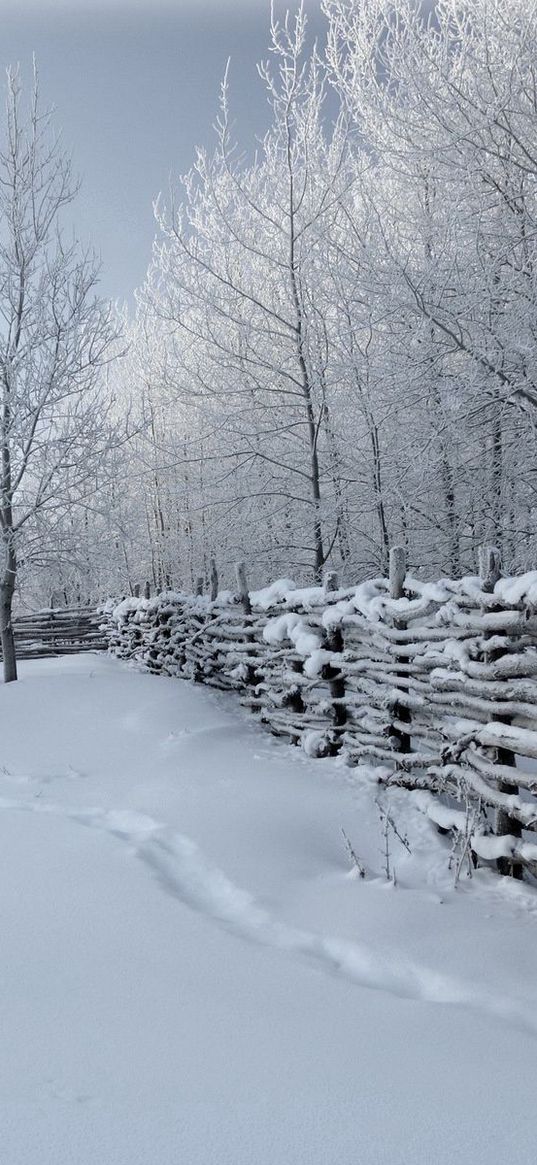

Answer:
[27,0,537,602]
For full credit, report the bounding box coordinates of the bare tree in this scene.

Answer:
[142,6,356,583]
[0,67,118,680]
[323,0,537,571]
[109,1,537,590]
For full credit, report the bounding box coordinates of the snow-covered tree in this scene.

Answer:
[140,7,360,583]
[110,0,537,594]
[0,68,119,679]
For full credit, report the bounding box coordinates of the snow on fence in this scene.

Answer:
[5,608,108,659]
[102,549,537,881]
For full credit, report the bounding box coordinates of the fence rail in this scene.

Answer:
[102,550,537,882]
[6,608,107,659]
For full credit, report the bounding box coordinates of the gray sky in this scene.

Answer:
[0,0,326,305]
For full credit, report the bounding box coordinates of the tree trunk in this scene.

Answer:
[490,401,504,556]
[369,415,390,574]
[0,542,17,682]
[285,116,325,582]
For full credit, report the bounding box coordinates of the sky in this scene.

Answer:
[0,0,327,306]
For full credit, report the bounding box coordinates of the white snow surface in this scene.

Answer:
[2,654,537,1164]
[263,611,322,655]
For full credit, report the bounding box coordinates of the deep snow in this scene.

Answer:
[1,654,537,1164]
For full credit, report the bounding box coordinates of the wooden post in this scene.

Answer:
[478,545,522,877]
[209,557,218,603]
[144,580,151,600]
[322,569,346,748]
[478,545,501,594]
[235,562,255,687]
[389,546,406,600]
[324,569,338,593]
[389,546,411,755]
[235,562,251,616]
[133,583,140,598]
[195,575,204,597]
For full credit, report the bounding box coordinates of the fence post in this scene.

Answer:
[478,545,522,877]
[235,562,251,616]
[209,557,218,602]
[323,569,346,750]
[195,575,204,597]
[235,561,255,687]
[478,545,501,594]
[144,580,151,600]
[389,546,411,756]
[324,570,338,592]
[389,546,406,600]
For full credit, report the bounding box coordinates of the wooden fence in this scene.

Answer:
[102,550,537,881]
[7,608,107,659]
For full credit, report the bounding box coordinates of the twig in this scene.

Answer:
[341,827,366,878]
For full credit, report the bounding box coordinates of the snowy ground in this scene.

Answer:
[1,655,537,1164]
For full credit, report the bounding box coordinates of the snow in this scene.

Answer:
[249,578,297,608]
[111,595,145,621]
[471,834,537,865]
[412,789,469,833]
[1,654,537,1163]
[263,610,322,655]
[495,570,537,607]
[472,833,518,861]
[301,728,332,757]
[248,580,337,613]
[303,646,330,677]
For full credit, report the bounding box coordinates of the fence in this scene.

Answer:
[102,549,537,881]
[7,608,108,659]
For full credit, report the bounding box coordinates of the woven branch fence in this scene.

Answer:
[102,548,537,881]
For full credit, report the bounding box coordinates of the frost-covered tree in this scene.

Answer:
[0,68,119,680]
[113,0,537,594]
[141,6,359,582]
[325,0,537,569]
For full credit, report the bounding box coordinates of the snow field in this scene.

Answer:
[1,654,537,1163]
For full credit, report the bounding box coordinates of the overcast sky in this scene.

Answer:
[0,0,326,305]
